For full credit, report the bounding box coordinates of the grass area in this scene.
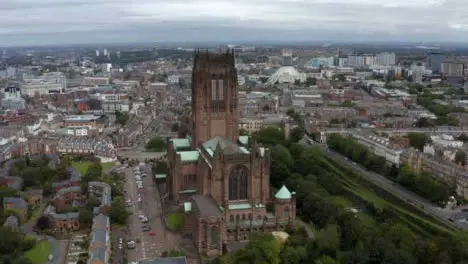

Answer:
[24,240,51,264]
[72,161,115,175]
[166,213,184,231]
[319,155,456,237]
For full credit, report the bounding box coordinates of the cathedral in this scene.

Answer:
[166,50,296,256]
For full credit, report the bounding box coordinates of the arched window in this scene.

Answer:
[284,206,290,218]
[229,165,249,200]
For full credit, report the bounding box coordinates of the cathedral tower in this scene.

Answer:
[191,50,239,147]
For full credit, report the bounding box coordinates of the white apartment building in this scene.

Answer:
[20,72,67,96]
[348,55,366,67]
[354,134,402,165]
[338,58,348,67]
[376,52,396,66]
[364,56,377,66]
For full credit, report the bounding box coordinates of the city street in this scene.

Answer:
[124,164,175,262]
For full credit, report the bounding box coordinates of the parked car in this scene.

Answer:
[127,241,136,249]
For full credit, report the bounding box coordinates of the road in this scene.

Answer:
[124,164,173,262]
[303,138,468,230]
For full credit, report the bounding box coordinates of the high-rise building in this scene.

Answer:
[376,52,396,66]
[427,52,445,73]
[166,50,296,256]
[347,55,366,67]
[95,50,100,56]
[441,62,464,77]
[364,55,377,66]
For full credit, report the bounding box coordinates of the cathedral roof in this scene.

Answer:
[171,138,191,150]
[203,136,249,156]
[275,185,292,200]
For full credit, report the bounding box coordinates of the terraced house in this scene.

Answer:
[87,213,111,264]
[166,50,296,256]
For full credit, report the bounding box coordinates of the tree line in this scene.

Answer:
[327,133,452,204]
[212,126,468,264]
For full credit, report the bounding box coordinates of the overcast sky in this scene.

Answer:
[1,0,467,46]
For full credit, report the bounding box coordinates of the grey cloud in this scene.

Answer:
[0,0,467,46]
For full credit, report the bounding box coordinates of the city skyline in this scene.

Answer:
[2,0,468,46]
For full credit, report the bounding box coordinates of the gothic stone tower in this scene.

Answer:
[191,50,238,148]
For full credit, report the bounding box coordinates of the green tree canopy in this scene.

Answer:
[145,136,167,151]
[110,196,129,225]
[256,127,284,146]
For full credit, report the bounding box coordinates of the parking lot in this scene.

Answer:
[124,163,174,262]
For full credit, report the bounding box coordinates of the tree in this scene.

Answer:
[316,224,340,256]
[455,150,466,166]
[290,127,304,143]
[78,208,93,228]
[315,255,337,264]
[36,216,50,230]
[110,196,129,225]
[83,163,103,182]
[234,233,281,264]
[115,111,130,126]
[270,145,293,186]
[280,246,307,264]
[13,256,31,264]
[407,132,431,151]
[145,136,167,151]
[60,155,72,169]
[256,127,284,146]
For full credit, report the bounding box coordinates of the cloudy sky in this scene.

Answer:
[1,0,467,46]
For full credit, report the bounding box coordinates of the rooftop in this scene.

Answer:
[275,185,292,200]
[203,136,249,156]
[3,197,28,209]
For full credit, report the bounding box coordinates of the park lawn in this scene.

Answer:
[166,213,184,231]
[24,240,51,264]
[72,161,115,175]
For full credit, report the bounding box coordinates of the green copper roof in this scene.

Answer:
[275,185,292,200]
[171,138,191,150]
[238,135,249,145]
[177,151,200,162]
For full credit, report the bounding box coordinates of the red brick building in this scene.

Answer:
[166,50,296,256]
